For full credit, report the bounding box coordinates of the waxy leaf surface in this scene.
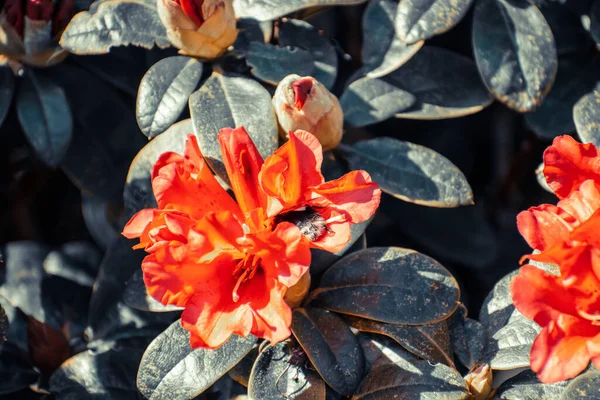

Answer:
[291,308,364,396]
[247,42,314,85]
[561,370,600,400]
[340,138,473,207]
[60,0,170,54]
[574,89,600,148]
[310,247,460,324]
[472,0,557,112]
[137,320,256,399]
[448,304,486,369]
[494,369,568,400]
[233,0,368,20]
[137,56,202,138]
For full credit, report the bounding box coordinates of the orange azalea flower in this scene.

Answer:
[123,128,380,348]
[512,135,600,383]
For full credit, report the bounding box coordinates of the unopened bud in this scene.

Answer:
[157,0,237,59]
[464,363,494,400]
[273,75,344,151]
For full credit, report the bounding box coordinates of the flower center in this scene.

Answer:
[276,206,331,242]
[231,254,260,302]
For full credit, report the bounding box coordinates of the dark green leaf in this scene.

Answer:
[358,333,417,373]
[479,270,518,338]
[17,69,73,167]
[575,89,600,148]
[525,56,600,139]
[483,311,540,370]
[347,316,454,367]
[123,269,183,313]
[340,138,473,207]
[340,77,416,127]
[561,370,600,399]
[42,242,102,288]
[540,3,595,56]
[50,347,143,399]
[354,362,470,399]
[234,18,272,53]
[0,345,38,395]
[0,67,15,129]
[137,56,203,138]
[309,247,460,324]
[279,19,337,89]
[189,73,278,184]
[248,341,326,399]
[395,0,475,43]
[291,308,364,396]
[383,46,493,119]
[137,319,257,399]
[472,0,557,112]
[0,297,28,353]
[359,0,423,79]
[311,221,369,277]
[124,119,192,218]
[60,0,170,54]
[228,347,258,388]
[591,0,600,45]
[494,369,568,400]
[448,304,486,369]
[247,42,314,85]
[50,64,146,203]
[233,0,369,21]
[81,195,121,250]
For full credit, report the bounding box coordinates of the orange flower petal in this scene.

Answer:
[311,170,381,223]
[122,208,155,239]
[260,130,324,216]
[311,208,351,253]
[516,204,577,252]
[218,127,265,215]
[152,134,241,220]
[531,321,594,384]
[543,135,600,199]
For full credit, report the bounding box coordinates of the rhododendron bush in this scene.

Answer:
[1,0,600,398]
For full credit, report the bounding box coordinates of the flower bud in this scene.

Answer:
[0,0,72,68]
[273,75,344,151]
[464,364,493,400]
[284,271,311,308]
[157,0,237,59]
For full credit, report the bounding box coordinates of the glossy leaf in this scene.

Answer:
[575,89,600,148]
[279,19,337,89]
[354,362,470,399]
[17,69,73,167]
[448,304,486,369]
[124,119,192,218]
[234,18,272,53]
[291,308,364,396]
[60,0,170,54]
[494,369,568,400]
[311,221,369,277]
[0,67,14,129]
[189,73,278,184]
[233,0,368,21]
[359,0,423,79]
[123,269,183,312]
[383,46,493,119]
[525,56,600,139]
[81,195,121,250]
[50,347,143,399]
[137,319,257,399]
[309,247,460,324]
[248,341,326,399]
[472,0,557,112]
[479,270,518,338]
[227,347,258,388]
[347,316,454,367]
[50,64,146,203]
[340,138,474,207]
[396,0,475,43]
[483,311,540,370]
[340,77,416,127]
[247,42,314,85]
[0,304,7,351]
[561,370,600,399]
[358,333,417,373]
[540,3,595,56]
[137,56,203,138]
[43,242,101,288]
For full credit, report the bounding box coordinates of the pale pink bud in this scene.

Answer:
[273,75,344,151]
[156,0,237,59]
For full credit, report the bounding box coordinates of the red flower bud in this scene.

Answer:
[26,0,54,22]
[3,0,24,36]
[177,0,204,26]
[292,78,313,110]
